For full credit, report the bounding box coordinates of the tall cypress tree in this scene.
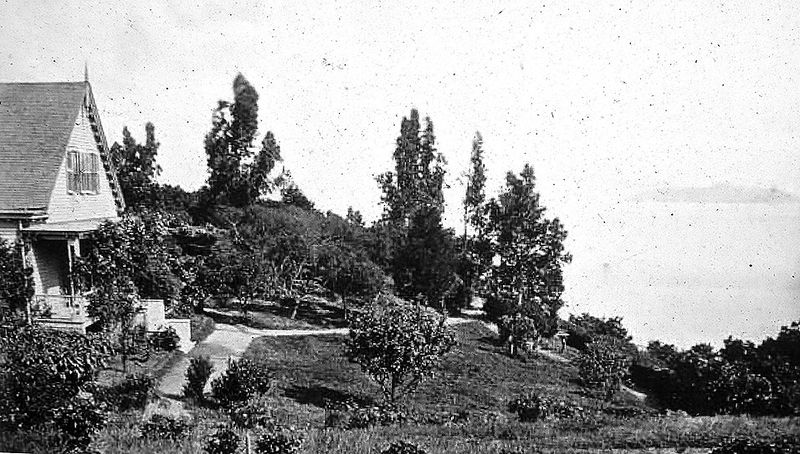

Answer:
[457,131,490,306]
[378,110,457,310]
[204,74,282,208]
[464,131,487,237]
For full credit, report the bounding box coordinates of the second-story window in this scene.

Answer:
[66,150,100,194]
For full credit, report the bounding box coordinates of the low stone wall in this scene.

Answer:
[133,299,193,353]
[166,318,193,353]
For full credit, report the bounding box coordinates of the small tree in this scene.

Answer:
[345,300,455,404]
[0,238,34,321]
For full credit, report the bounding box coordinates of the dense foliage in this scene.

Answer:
[203,74,282,208]
[497,313,539,357]
[0,238,33,319]
[576,338,632,401]
[377,110,462,311]
[211,358,273,408]
[484,164,571,335]
[0,324,112,449]
[632,321,800,416]
[95,373,155,411]
[204,427,240,454]
[139,414,191,440]
[184,355,214,402]
[346,300,455,403]
[254,427,303,454]
[566,313,633,351]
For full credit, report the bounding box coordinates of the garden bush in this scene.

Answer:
[184,355,214,402]
[204,427,240,454]
[507,392,585,422]
[576,338,631,401]
[51,396,108,451]
[230,395,273,429]
[381,441,428,454]
[566,313,632,351]
[211,358,273,407]
[96,373,155,411]
[139,414,191,441]
[346,302,455,404]
[0,325,111,431]
[149,327,180,351]
[253,427,303,454]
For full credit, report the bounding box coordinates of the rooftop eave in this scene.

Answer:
[0,209,48,220]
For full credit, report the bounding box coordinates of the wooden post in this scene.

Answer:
[19,234,31,324]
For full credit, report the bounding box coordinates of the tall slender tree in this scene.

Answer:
[464,131,487,238]
[457,131,491,306]
[204,74,282,208]
[377,110,457,310]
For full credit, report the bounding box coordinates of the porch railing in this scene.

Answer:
[32,294,89,321]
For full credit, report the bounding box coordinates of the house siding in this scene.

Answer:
[46,103,119,224]
[0,220,18,243]
[31,239,68,294]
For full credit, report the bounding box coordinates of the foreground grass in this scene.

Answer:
[23,321,798,453]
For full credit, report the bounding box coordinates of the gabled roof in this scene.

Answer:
[0,81,125,216]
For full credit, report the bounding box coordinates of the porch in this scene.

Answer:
[22,220,98,332]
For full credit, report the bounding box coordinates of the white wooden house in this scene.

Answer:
[0,80,125,331]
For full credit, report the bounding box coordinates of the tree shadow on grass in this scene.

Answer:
[283,384,374,409]
[273,299,348,328]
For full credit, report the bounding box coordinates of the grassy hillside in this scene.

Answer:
[90,321,799,453]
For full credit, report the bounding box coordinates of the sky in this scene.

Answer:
[2,0,799,345]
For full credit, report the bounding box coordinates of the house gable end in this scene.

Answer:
[45,101,120,223]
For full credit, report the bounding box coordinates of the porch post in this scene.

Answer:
[19,232,31,325]
[66,236,79,296]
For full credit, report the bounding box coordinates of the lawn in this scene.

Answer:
[204,296,349,330]
[87,321,800,453]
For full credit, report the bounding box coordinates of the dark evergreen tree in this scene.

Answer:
[110,122,162,211]
[204,74,282,208]
[458,131,492,306]
[464,132,487,236]
[377,111,459,310]
[484,164,571,334]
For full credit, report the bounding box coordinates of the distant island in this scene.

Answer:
[637,183,800,204]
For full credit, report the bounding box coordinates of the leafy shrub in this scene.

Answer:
[349,404,407,429]
[507,392,585,422]
[230,395,273,429]
[211,358,273,407]
[51,396,108,451]
[149,327,180,351]
[709,437,800,454]
[184,356,214,402]
[566,313,632,351]
[498,313,539,356]
[254,427,303,454]
[0,325,111,430]
[139,414,191,440]
[381,441,428,454]
[96,373,155,411]
[346,302,455,403]
[577,338,631,401]
[204,427,240,454]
